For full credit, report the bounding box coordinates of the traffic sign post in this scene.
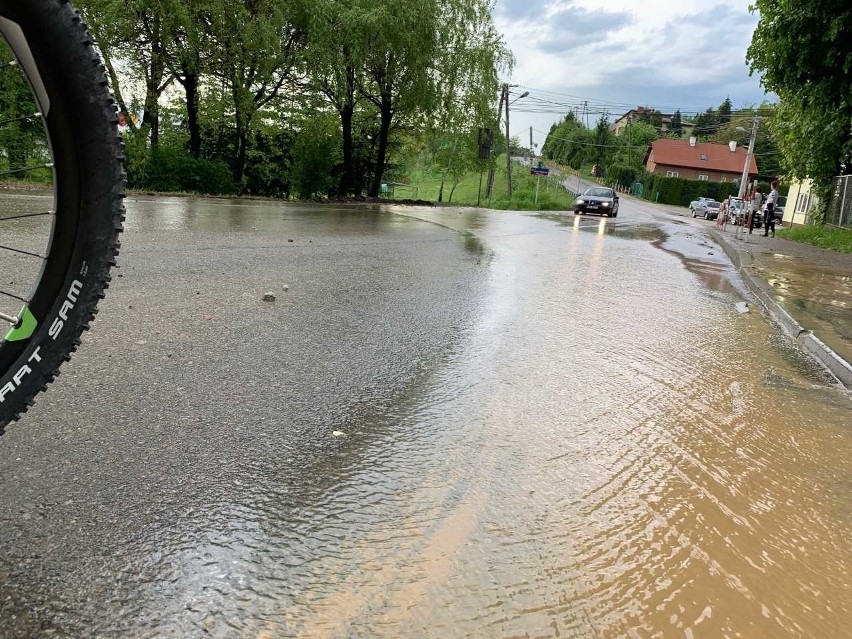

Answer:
[530,161,549,205]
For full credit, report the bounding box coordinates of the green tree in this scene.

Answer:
[671,110,683,137]
[710,105,784,179]
[747,0,852,220]
[291,112,342,198]
[692,107,718,139]
[717,97,733,125]
[613,121,658,168]
[208,0,303,187]
[591,114,613,167]
[0,41,48,179]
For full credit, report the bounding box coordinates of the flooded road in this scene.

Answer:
[0,196,850,638]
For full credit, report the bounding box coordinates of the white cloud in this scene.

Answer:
[493,0,771,148]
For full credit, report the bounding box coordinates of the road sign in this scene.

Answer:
[531,167,549,176]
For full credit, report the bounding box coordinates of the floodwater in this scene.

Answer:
[758,255,852,364]
[0,197,850,638]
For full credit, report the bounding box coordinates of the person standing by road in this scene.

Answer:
[764,181,780,237]
[749,187,763,234]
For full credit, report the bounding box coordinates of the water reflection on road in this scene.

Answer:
[0,198,850,638]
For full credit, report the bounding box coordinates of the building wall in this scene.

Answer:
[783,178,816,226]
[647,163,742,183]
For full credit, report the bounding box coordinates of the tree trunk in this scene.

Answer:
[101,48,128,119]
[449,179,459,202]
[368,94,392,197]
[143,14,164,148]
[338,104,354,196]
[336,64,357,196]
[143,94,159,147]
[183,69,201,159]
[234,111,250,187]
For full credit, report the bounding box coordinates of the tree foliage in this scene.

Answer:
[66,0,508,197]
[747,0,852,220]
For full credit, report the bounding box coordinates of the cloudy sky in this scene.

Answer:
[492,0,771,148]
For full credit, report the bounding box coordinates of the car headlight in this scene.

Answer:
[602,201,611,206]
[575,199,585,204]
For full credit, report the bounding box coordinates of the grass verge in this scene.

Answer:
[392,157,577,211]
[776,225,852,254]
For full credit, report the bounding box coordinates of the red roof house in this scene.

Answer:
[644,139,758,183]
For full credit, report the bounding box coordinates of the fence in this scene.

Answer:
[827,175,852,228]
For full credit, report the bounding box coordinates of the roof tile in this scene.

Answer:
[648,139,758,175]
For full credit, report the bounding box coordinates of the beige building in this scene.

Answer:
[783,178,818,226]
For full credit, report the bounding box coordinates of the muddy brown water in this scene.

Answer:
[0,197,850,638]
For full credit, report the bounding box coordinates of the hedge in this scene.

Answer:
[635,171,738,206]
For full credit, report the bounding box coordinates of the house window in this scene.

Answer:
[720,177,727,182]
[796,192,812,213]
[698,174,709,181]
[666,171,679,177]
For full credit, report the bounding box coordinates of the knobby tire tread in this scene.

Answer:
[0,0,124,435]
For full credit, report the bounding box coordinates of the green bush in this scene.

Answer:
[607,164,637,188]
[636,171,738,206]
[126,140,236,195]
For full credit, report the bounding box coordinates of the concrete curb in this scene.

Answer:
[709,229,852,389]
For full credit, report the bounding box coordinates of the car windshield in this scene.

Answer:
[584,188,613,198]
[707,201,720,207]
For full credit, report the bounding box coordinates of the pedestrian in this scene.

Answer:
[718,197,729,226]
[764,181,780,237]
[749,187,763,234]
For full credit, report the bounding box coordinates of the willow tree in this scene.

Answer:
[208,0,303,186]
[305,0,370,196]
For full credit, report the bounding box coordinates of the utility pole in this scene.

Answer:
[486,86,506,200]
[529,126,534,163]
[737,116,760,200]
[505,83,512,199]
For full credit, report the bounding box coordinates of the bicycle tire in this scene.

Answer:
[0,0,124,434]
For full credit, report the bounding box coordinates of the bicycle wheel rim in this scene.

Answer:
[0,11,79,375]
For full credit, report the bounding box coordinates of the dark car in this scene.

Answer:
[574,187,619,217]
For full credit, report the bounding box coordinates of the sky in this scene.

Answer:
[492,0,771,149]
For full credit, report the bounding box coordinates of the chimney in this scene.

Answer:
[689,136,697,147]
[728,140,737,152]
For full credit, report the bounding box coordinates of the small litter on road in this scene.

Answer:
[262,292,276,301]
[735,302,750,314]
[332,430,346,438]
[283,285,289,292]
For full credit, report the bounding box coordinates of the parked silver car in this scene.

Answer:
[692,199,721,220]
[688,197,712,213]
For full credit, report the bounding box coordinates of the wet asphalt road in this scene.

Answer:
[0,195,850,638]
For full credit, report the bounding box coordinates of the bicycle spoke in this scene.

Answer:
[0,211,52,223]
[0,310,19,325]
[0,289,27,303]
[0,163,53,178]
[0,112,41,127]
[0,243,44,259]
